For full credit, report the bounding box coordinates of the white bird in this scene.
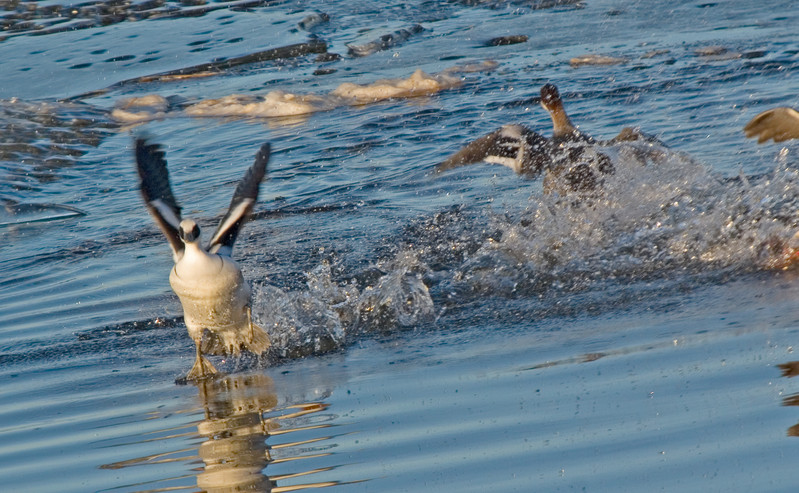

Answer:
[744,107,799,143]
[135,138,271,381]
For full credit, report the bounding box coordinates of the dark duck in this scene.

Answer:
[436,84,618,194]
[537,83,614,193]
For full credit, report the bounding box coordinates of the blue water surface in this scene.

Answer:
[1,0,799,491]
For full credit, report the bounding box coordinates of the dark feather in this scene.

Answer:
[208,143,270,255]
[436,124,549,177]
[135,138,184,258]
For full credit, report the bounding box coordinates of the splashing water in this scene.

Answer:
[403,138,799,306]
[245,134,794,355]
[252,250,435,359]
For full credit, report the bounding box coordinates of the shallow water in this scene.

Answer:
[2,0,799,491]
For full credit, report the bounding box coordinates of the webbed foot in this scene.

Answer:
[185,353,218,381]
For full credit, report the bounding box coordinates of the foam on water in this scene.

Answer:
[110,65,497,122]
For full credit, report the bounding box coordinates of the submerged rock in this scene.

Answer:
[346,24,425,57]
[486,35,528,46]
[297,11,329,31]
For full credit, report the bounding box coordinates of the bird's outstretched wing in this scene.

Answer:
[435,124,549,177]
[744,107,799,143]
[208,143,270,256]
[135,138,184,260]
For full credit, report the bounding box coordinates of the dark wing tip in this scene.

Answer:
[236,141,270,202]
[133,136,184,257]
[207,142,271,253]
[134,134,159,158]
[134,137,168,190]
[255,142,271,171]
[249,142,270,188]
[135,139,176,204]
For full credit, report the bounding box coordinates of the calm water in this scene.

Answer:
[2,0,799,491]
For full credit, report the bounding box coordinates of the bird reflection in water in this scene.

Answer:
[101,372,344,492]
[198,372,349,492]
[195,373,278,492]
[777,361,799,437]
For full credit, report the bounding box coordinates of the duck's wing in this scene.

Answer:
[435,124,548,176]
[208,143,270,256]
[135,138,184,260]
[744,107,799,143]
[435,128,506,172]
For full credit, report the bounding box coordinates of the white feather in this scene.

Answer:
[150,198,181,229]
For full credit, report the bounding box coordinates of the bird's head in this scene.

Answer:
[178,219,201,244]
[540,83,562,111]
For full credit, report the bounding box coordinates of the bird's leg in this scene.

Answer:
[242,304,270,356]
[247,305,255,341]
[186,336,218,381]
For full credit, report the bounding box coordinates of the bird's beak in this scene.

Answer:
[179,222,201,243]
